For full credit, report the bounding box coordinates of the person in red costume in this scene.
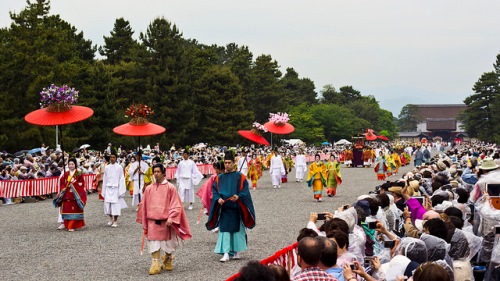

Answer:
[53,158,87,232]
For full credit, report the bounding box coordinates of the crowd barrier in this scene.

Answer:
[0,174,97,198]
[226,242,298,281]
[0,164,216,198]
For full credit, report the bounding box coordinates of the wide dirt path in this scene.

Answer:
[0,163,414,280]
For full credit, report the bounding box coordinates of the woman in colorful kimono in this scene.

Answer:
[374,151,387,181]
[326,154,342,197]
[306,154,327,202]
[385,152,396,177]
[247,154,262,190]
[392,150,401,175]
[399,152,407,166]
[53,158,87,232]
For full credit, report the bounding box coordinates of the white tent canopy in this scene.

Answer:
[282,139,304,146]
[334,139,352,146]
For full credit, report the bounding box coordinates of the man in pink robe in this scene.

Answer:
[141,164,192,275]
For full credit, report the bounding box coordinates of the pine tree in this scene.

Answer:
[99,18,138,64]
[249,55,284,122]
[195,65,253,145]
[0,0,95,150]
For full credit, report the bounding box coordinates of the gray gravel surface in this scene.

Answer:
[0,164,414,281]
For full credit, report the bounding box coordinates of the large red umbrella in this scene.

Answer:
[114,116,164,205]
[113,120,165,136]
[25,105,93,126]
[25,104,94,173]
[113,117,165,145]
[238,130,270,146]
[264,121,295,134]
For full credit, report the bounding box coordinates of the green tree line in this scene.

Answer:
[0,0,397,151]
[459,54,500,142]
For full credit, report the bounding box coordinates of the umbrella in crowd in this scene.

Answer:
[14,150,29,157]
[264,112,295,147]
[27,148,42,155]
[80,144,91,149]
[238,122,269,146]
[334,139,352,146]
[24,84,94,172]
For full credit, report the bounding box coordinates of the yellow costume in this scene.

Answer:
[306,161,327,201]
[392,152,401,174]
[144,166,153,185]
[385,154,396,177]
[124,163,134,195]
[326,160,342,196]
[247,158,262,189]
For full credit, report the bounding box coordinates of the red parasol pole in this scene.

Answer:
[140,229,146,255]
[60,125,65,174]
[138,135,142,201]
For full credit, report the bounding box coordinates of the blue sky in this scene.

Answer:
[2,0,500,116]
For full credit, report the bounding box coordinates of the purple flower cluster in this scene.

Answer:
[39,84,79,108]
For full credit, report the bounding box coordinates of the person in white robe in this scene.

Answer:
[269,149,285,189]
[175,151,203,210]
[128,152,149,207]
[237,150,249,175]
[102,153,127,227]
[294,150,307,182]
[237,150,251,186]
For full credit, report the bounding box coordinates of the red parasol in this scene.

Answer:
[25,97,94,175]
[114,104,164,137]
[377,135,389,141]
[113,121,165,136]
[363,128,377,141]
[25,105,93,126]
[264,121,294,134]
[238,130,270,146]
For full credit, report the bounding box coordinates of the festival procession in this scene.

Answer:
[2,1,500,281]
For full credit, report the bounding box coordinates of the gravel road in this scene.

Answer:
[0,163,414,281]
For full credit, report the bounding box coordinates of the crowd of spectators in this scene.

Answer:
[234,142,500,281]
[4,140,500,280]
